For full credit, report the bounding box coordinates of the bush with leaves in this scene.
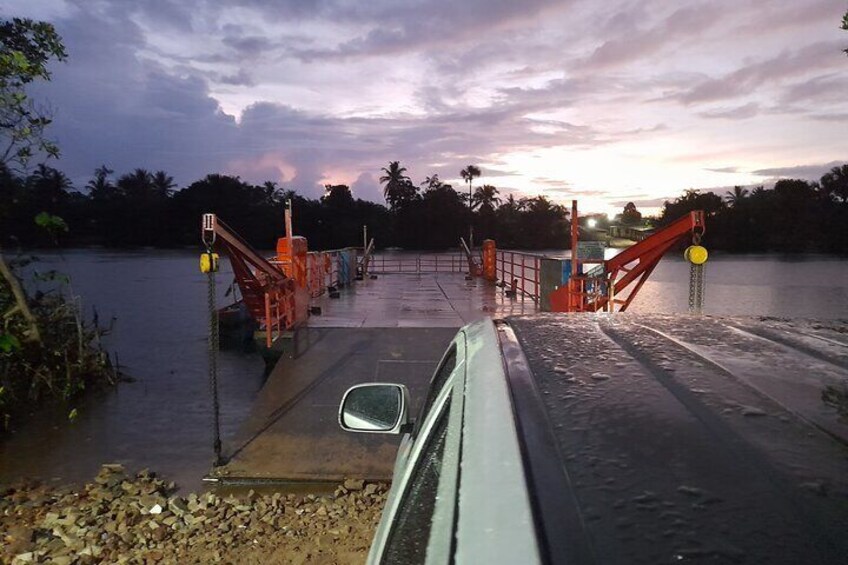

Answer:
[0,245,118,432]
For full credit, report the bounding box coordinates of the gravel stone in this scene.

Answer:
[1,467,388,564]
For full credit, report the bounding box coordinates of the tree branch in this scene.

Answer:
[0,251,41,343]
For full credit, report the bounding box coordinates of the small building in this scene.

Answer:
[608,224,656,241]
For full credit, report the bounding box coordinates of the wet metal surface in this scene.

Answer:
[307,273,538,328]
[214,328,456,481]
[216,274,538,482]
[508,314,848,564]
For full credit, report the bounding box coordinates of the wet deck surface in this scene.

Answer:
[307,273,538,327]
[214,273,538,482]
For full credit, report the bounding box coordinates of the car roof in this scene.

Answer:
[453,318,541,564]
[502,313,848,564]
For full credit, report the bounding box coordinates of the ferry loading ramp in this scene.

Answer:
[211,268,848,486]
[202,207,846,487]
[212,271,538,483]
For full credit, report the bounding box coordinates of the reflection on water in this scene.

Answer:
[0,249,845,489]
[0,249,265,491]
[628,254,847,319]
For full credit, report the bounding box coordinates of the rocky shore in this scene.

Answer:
[1,465,386,564]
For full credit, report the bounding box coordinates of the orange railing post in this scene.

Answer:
[264,292,272,349]
[482,240,496,281]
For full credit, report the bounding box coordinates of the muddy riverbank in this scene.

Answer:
[1,465,385,564]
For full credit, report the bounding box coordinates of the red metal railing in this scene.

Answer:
[495,250,542,303]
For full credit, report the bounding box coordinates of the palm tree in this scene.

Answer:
[117,168,154,199]
[28,164,72,211]
[421,174,443,191]
[379,161,411,209]
[86,165,114,198]
[460,165,481,204]
[472,184,501,212]
[750,186,767,200]
[724,186,749,207]
[151,170,176,197]
[460,165,481,247]
[499,194,525,214]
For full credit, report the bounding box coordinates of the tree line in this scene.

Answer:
[657,167,848,254]
[0,161,577,250]
[1,161,846,253]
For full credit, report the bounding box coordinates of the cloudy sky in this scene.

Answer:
[7,0,848,213]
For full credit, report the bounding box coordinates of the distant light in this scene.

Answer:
[587,218,597,228]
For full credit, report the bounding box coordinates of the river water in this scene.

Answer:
[0,249,845,490]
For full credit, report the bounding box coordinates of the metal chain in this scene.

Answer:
[688,229,706,314]
[207,264,223,466]
[688,262,705,313]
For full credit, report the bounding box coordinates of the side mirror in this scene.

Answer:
[339,383,410,434]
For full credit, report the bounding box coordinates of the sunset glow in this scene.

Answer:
[9,0,848,214]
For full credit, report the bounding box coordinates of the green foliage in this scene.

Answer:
[0,17,67,170]
[0,333,20,353]
[657,173,848,253]
[0,258,117,431]
[34,210,68,234]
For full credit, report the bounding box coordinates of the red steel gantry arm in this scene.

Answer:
[202,214,297,344]
[601,210,705,312]
[551,210,705,312]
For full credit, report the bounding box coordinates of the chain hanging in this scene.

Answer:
[688,262,705,313]
[208,265,224,466]
[688,231,705,314]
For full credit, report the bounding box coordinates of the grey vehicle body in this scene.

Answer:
[339,315,848,565]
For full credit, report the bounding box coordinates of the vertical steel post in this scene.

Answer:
[264,292,272,349]
[571,200,579,312]
[285,199,293,248]
[535,257,540,303]
[521,256,525,298]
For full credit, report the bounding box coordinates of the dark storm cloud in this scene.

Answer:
[26,5,237,186]
[750,161,844,180]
